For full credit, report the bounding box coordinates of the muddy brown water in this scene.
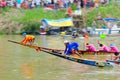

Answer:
[0,35,120,80]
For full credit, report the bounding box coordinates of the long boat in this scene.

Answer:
[8,40,114,55]
[8,40,114,67]
[8,40,63,51]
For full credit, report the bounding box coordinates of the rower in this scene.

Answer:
[109,44,119,52]
[71,31,79,39]
[86,43,96,51]
[20,33,35,45]
[63,40,79,55]
[98,43,109,52]
[111,52,120,61]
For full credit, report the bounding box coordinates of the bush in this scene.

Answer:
[85,2,120,27]
[21,21,40,34]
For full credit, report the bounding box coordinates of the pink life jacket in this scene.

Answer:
[86,44,96,51]
[102,45,109,52]
[1,1,6,7]
[110,46,119,52]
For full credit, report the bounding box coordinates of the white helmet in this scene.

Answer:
[64,40,69,43]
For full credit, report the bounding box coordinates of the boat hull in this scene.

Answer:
[8,40,114,68]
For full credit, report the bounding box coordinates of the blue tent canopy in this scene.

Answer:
[41,17,73,27]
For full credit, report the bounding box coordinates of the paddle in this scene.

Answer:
[71,49,83,58]
[8,40,64,52]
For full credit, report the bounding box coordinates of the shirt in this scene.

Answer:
[64,42,79,55]
[86,44,96,51]
[99,44,109,52]
[110,46,119,52]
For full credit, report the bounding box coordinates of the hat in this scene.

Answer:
[64,40,69,43]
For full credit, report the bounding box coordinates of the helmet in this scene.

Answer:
[64,40,69,43]
[22,32,26,36]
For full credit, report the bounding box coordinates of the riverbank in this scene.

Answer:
[0,2,120,35]
[0,8,66,34]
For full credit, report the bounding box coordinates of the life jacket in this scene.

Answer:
[25,35,35,40]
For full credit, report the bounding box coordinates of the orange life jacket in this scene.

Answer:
[25,35,35,40]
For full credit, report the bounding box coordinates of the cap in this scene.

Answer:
[64,40,69,43]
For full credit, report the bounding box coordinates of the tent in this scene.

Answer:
[41,17,73,27]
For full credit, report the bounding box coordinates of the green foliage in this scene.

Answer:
[21,21,40,34]
[0,30,4,35]
[0,27,6,34]
[10,8,66,34]
[1,2,120,34]
[11,8,66,23]
[0,6,10,14]
[85,2,120,27]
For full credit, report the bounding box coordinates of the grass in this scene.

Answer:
[85,2,120,26]
[7,8,66,34]
[10,8,66,23]
[0,6,11,13]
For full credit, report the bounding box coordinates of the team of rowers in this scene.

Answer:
[20,33,120,62]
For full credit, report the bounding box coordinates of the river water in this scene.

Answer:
[0,35,120,80]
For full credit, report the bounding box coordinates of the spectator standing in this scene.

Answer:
[0,0,6,9]
[76,0,81,10]
[34,0,40,8]
[10,0,14,7]
[16,0,22,8]
[83,0,87,8]
[100,0,105,4]
[107,21,113,34]
[80,0,84,8]
[27,0,33,9]
[86,0,90,8]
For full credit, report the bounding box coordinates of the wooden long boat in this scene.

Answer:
[8,40,114,67]
[8,40,114,55]
[42,50,114,67]
[8,40,63,51]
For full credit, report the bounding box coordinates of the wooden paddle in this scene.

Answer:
[71,49,83,58]
[8,40,64,52]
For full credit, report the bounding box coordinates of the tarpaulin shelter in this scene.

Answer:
[41,17,73,27]
[41,17,74,35]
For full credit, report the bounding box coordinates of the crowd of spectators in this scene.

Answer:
[0,0,115,9]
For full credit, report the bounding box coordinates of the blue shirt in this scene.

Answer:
[64,42,79,55]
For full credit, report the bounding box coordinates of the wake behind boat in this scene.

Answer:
[8,40,114,68]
